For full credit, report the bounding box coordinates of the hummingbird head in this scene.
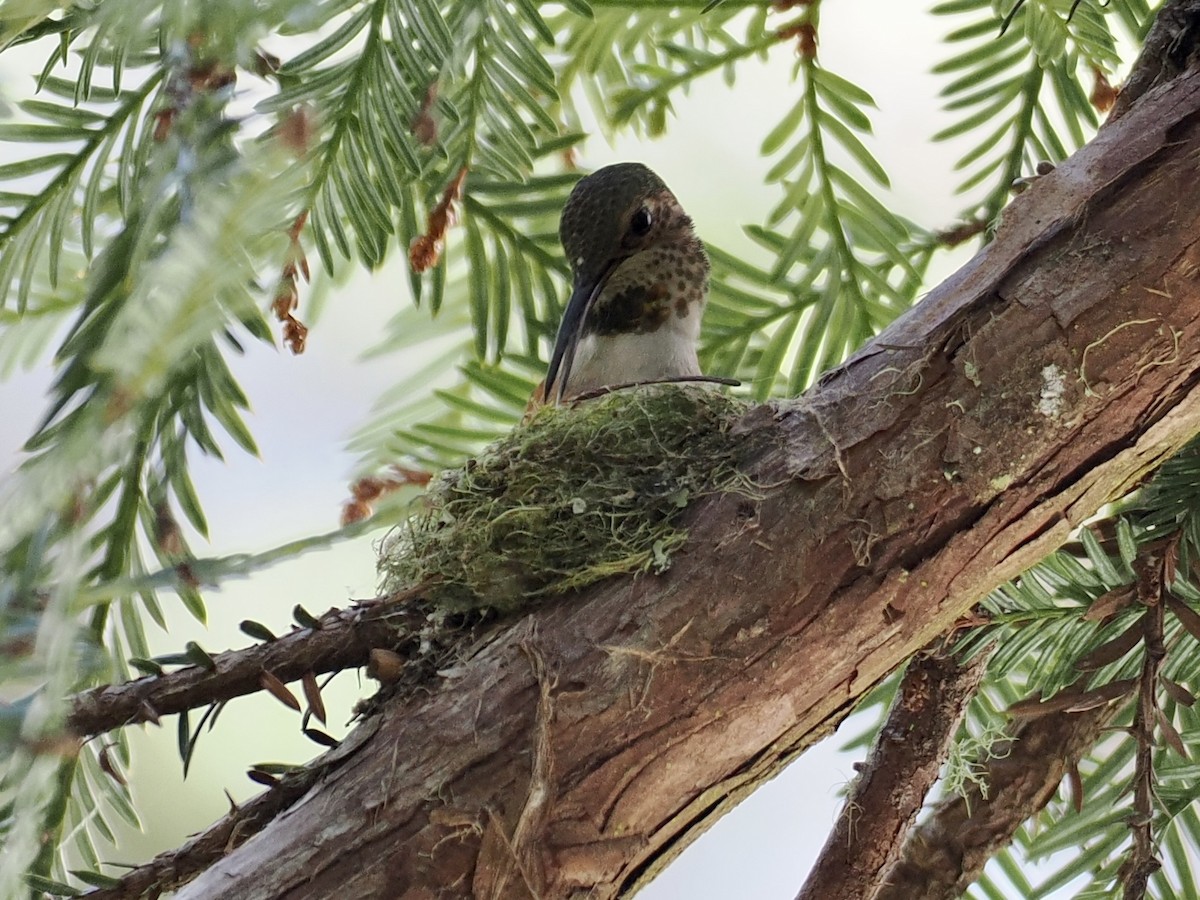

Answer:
[545,162,710,402]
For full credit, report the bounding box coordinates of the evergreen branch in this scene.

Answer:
[1038,0,1120,71]
[464,195,567,277]
[877,685,1120,900]
[88,412,154,636]
[1121,551,1168,897]
[1,26,311,882]
[548,0,772,6]
[67,589,427,739]
[703,291,806,344]
[278,0,567,326]
[932,0,1120,229]
[460,15,491,172]
[367,356,539,468]
[0,73,161,308]
[609,28,781,128]
[68,577,493,900]
[796,646,990,900]
[6,533,93,893]
[955,435,1200,893]
[552,3,751,136]
[957,454,1200,896]
[350,170,582,473]
[800,51,870,341]
[754,59,922,390]
[302,0,388,263]
[459,179,574,356]
[76,524,371,607]
[983,62,1044,226]
[0,73,160,255]
[0,6,77,52]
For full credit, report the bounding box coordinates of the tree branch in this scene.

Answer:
[876,536,1182,899]
[1121,552,1167,897]
[67,588,430,738]
[795,644,989,900]
[80,715,385,900]
[146,62,1200,899]
[874,690,1119,900]
[1110,0,1200,121]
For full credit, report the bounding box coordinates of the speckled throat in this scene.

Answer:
[583,231,709,339]
[567,232,709,396]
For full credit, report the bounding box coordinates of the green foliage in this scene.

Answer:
[0,0,314,891]
[930,0,1137,225]
[742,57,930,396]
[953,438,1200,899]
[0,0,1180,895]
[553,4,773,137]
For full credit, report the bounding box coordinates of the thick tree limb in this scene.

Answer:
[874,695,1118,900]
[80,715,384,900]
[795,646,990,900]
[153,62,1200,900]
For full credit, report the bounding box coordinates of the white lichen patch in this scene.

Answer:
[1038,364,1066,418]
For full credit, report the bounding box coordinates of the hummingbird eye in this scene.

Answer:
[630,207,653,237]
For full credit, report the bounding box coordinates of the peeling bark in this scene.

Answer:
[145,66,1200,900]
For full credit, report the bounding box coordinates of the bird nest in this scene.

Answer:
[378,384,758,614]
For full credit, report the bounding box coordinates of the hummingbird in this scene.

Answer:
[541,162,710,404]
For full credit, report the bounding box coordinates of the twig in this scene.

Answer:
[795,645,990,900]
[569,375,741,404]
[932,217,988,248]
[1120,553,1166,897]
[68,587,430,738]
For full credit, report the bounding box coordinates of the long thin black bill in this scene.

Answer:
[545,276,605,403]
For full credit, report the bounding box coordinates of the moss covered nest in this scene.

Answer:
[378,385,758,614]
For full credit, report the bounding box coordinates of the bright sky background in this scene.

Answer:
[0,2,1094,897]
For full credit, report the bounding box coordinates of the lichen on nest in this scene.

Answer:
[378,384,758,614]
